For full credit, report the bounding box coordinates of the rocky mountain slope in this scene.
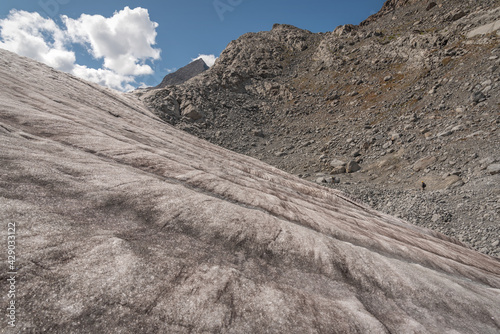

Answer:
[155,58,209,88]
[2,48,500,333]
[136,0,500,257]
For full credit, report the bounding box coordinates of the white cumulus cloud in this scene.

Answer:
[0,7,160,91]
[72,64,136,92]
[193,54,217,67]
[0,10,75,72]
[63,7,160,76]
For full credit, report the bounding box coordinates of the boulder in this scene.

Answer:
[330,159,346,168]
[446,10,467,22]
[160,96,181,117]
[346,160,361,173]
[181,104,204,121]
[331,166,346,174]
[471,91,487,103]
[467,19,500,38]
[426,2,437,11]
[437,130,453,137]
[487,164,500,175]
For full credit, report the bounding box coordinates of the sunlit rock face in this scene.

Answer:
[0,48,499,333]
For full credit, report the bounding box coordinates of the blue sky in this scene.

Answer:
[0,0,385,90]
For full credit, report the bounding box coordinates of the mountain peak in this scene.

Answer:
[191,57,209,67]
[156,58,209,89]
